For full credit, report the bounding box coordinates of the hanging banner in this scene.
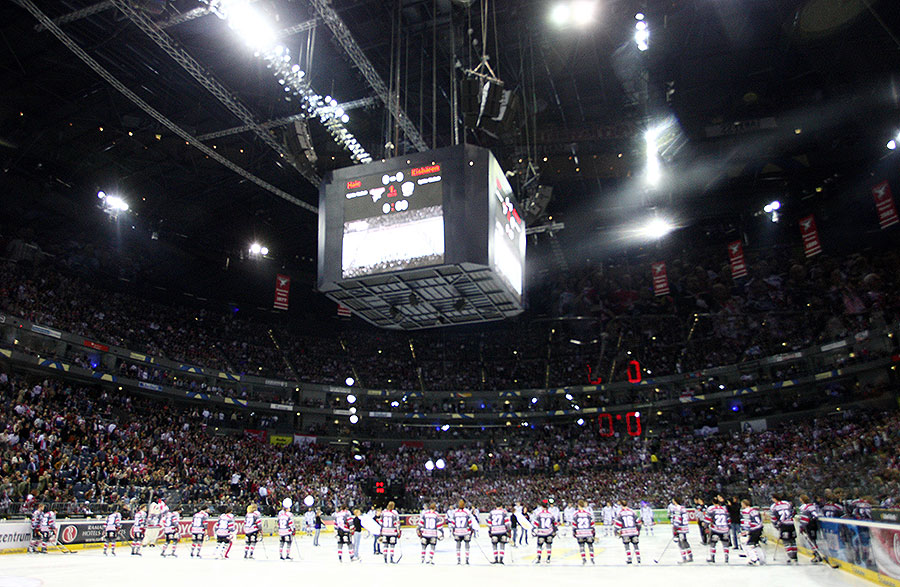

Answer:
[798,214,822,258]
[274,274,290,311]
[651,261,669,296]
[872,181,900,229]
[337,304,352,318]
[727,240,748,279]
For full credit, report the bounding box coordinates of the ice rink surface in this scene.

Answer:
[0,530,873,587]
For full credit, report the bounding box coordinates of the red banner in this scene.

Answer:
[872,180,900,229]
[651,261,669,296]
[273,274,290,311]
[244,429,267,443]
[727,240,748,279]
[83,340,109,352]
[337,304,352,318]
[798,214,822,257]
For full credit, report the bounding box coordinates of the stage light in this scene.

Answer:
[249,242,262,255]
[106,196,129,211]
[341,114,350,124]
[764,200,781,213]
[259,246,269,256]
[425,460,435,471]
[531,397,538,404]
[226,2,276,51]
[435,458,446,469]
[565,393,574,400]
[353,454,363,461]
[638,217,674,239]
[347,394,357,404]
[633,411,640,418]
[889,139,898,151]
[349,414,359,424]
[349,407,357,415]
[390,401,399,407]
[345,377,355,386]
[550,3,570,26]
[572,1,596,24]
[635,12,644,20]
[97,191,106,199]
[576,418,585,426]
[441,424,450,431]
[635,20,647,31]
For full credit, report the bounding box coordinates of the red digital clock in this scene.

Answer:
[598,412,642,437]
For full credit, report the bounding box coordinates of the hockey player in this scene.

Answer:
[449,499,476,565]
[487,504,511,564]
[334,503,356,562]
[770,494,798,564]
[304,508,316,536]
[214,506,236,559]
[379,501,401,564]
[572,500,596,565]
[704,499,731,563]
[821,491,845,519]
[39,506,57,554]
[695,498,709,545]
[416,503,442,564]
[669,497,693,564]
[531,501,558,565]
[798,494,824,563]
[28,503,44,553]
[602,502,614,537]
[614,501,642,564]
[243,504,262,559]
[190,506,209,558]
[160,508,181,557]
[277,499,296,560]
[131,505,147,556]
[640,502,655,536]
[103,506,122,556]
[562,502,576,537]
[740,499,765,566]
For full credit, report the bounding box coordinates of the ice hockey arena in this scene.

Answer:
[1,0,900,586]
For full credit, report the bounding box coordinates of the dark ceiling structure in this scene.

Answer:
[1,0,899,286]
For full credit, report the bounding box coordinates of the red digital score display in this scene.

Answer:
[375,481,385,494]
[598,412,642,437]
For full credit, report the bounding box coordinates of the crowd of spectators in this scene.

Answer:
[1,368,896,518]
[2,241,898,399]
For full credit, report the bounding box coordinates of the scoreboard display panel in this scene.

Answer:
[319,145,526,329]
[341,163,445,278]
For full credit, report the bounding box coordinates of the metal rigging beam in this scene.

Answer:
[34,0,115,32]
[307,0,429,152]
[12,0,317,214]
[111,0,322,193]
[196,97,376,141]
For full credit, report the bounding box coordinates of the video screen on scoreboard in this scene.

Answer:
[490,159,525,297]
[341,164,445,278]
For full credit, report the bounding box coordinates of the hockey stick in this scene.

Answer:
[805,534,839,569]
[771,535,780,562]
[472,535,494,564]
[653,535,676,563]
[292,535,303,560]
[258,534,269,559]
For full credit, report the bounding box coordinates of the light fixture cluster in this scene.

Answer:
[635,13,649,51]
[97,191,129,214]
[205,0,372,164]
[887,132,900,151]
[248,242,269,256]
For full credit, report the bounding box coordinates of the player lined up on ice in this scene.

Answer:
[770,493,799,564]
[379,501,401,563]
[103,506,122,556]
[334,503,357,562]
[277,499,296,560]
[740,499,765,566]
[614,500,642,564]
[798,494,825,564]
[159,508,181,557]
[572,500,597,565]
[704,498,731,563]
[189,506,210,558]
[449,499,476,565]
[417,502,443,564]
[130,505,147,556]
[668,497,694,564]
[486,504,511,564]
[531,501,558,564]
[214,506,236,559]
[244,504,262,559]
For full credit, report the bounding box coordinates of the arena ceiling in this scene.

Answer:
[1,0,899,274]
